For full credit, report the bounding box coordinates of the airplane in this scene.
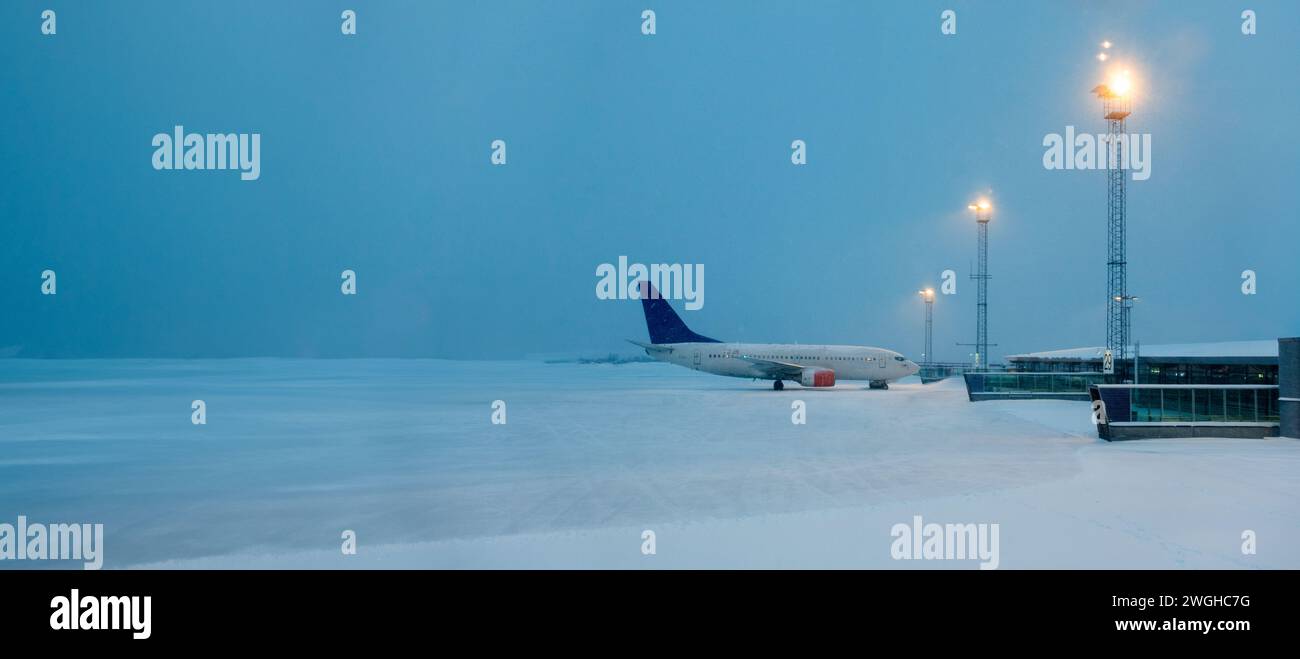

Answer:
[628,282,920,390]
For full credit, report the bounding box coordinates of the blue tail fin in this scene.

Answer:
[639,281,720,344]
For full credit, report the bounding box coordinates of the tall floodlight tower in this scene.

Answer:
[1093,61,1134,367]
[967,200,992,367]
[917,288,935,364]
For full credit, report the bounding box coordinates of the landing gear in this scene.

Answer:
[869,381,889,390]
[773,380,784,391]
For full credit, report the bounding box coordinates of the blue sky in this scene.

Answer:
[2,1,1298,359]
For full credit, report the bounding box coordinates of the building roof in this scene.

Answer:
[1007,340,1278,362]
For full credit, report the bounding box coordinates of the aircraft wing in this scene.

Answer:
[733,354,807,378]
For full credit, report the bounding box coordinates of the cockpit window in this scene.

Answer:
[894,356,905,362]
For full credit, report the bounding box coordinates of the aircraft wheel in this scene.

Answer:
[773,380,784,391]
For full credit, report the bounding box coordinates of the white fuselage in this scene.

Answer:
[650,342,919,383]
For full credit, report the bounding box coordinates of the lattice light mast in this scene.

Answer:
[967,200,992,368]
[917,288,935,365]
[1092,59,1134,368]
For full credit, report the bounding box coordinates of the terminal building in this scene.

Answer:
[960,338,1297,442]
[1006,340,1278,385]
[963,340,1278,402]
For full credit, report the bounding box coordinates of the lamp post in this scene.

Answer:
[1093,50,1135,368]
[1114,294,1140,382]
[967,200,992,368]
[917,288,934,365]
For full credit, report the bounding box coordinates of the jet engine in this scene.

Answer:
[799,368,835,387]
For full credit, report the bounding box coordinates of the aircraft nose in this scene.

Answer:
[907,360,920,375]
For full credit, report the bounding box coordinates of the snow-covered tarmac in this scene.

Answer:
[0,359,1295,569]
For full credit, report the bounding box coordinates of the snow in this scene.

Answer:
[1007,340,1278,361]
[0,359,1295,569]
